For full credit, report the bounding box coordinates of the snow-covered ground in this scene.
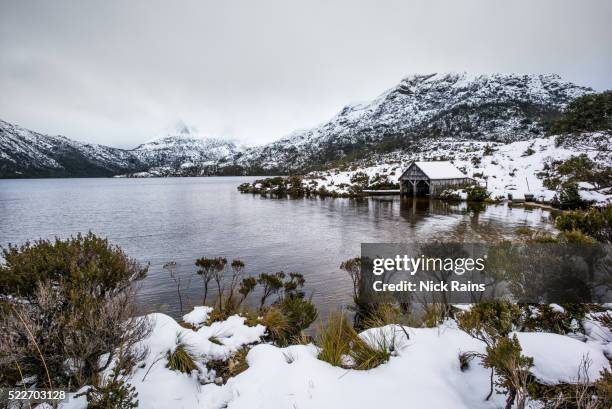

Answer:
[302,133,611,205]
[58,307,611,409]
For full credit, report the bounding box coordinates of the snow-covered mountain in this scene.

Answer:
[131,125,242,171]
[0,73,595,178]
[237,73,593,172]
[0,119,145,178]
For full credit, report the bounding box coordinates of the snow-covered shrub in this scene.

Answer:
[166,341,199,374]
[85,354,139,409]
[0,233,150,390]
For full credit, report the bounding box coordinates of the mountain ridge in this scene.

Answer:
[0,72,595,178]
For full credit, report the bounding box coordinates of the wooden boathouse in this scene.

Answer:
[399,161,472,197]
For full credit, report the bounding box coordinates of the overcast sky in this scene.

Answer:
[1,0,611,148]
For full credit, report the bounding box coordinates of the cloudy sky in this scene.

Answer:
[1,0,610,147]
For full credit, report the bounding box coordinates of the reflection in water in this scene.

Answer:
[0,177,557,317]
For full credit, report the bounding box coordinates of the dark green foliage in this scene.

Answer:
[349,171,370,187]
[195,257,227,304]
[279,295,317,336]
[482,145,496,156]
[483,335,533,409]
[457,302,521,347]
[521,147,535,156]
[465,185,490,202]
[85,362,139,409]
[519,304,589,334]
[257,272,285,307]
[0,234,150,390]
[549,90,612,136]
[554,182,589,210]
[547,154,611,191]
[238,277,257,304]
[0,232,147,300]
[555,205,612,242]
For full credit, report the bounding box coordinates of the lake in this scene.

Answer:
[0,177,558,317]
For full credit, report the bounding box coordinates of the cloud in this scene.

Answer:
[1,0,610,147]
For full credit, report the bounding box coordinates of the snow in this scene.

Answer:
[302,133,611,205]
[411,161,467,179]
[57,312,610,409]
[182,306,214,328]
[515,332,609,384]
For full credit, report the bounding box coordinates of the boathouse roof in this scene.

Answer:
[401,161,467,180]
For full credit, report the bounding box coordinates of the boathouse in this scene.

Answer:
[399,161,472,197]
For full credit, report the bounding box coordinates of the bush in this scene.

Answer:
[555,205,612,242]
[465,185,490,202]
[549,90,612,136]
[554,182,589,210]
[279,295,317,337]
[350,172,370,187]
[0,233,150,389]
[0,232,147,299]
[85,363,139,409]
[166,342,199,374]
[483,335,533,409]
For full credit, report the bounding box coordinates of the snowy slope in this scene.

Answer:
[0,119,145,178]
[300,132,611,204]
[0,73,595,178]
[237,73,592,172]
[130,124,243,171]
[59,309,611,409]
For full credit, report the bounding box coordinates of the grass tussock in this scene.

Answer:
[361,303,402,329]
[317,313,355,367]
[317,312,399,370]
[166,341,199,374]
[261,306,291,341]
[350,331,392,370]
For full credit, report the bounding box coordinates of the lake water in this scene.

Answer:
[0,177,558,317]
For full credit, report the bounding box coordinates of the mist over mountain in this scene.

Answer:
[0,73,594,178]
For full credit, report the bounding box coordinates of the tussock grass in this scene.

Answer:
[166,341,198,374]
[350,333,392,370]
[317,313,355,367]
[261,306,291,341]
[361,303,402,329]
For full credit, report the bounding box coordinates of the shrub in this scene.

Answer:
[555,205,612,242]
[350,172,370,187]
[0,232,147,300]
[279,295,317,336]
[166,342,199,374]
[483,145,496,156]
[85,362,139,409]
[521,147,535,157]
[554,182,589,210]
[549,90,612,136]
[465,185,490,202]
[0,233,150,389]
[483,335,533,409]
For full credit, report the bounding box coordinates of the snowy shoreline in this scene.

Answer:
[59,306,611,409]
